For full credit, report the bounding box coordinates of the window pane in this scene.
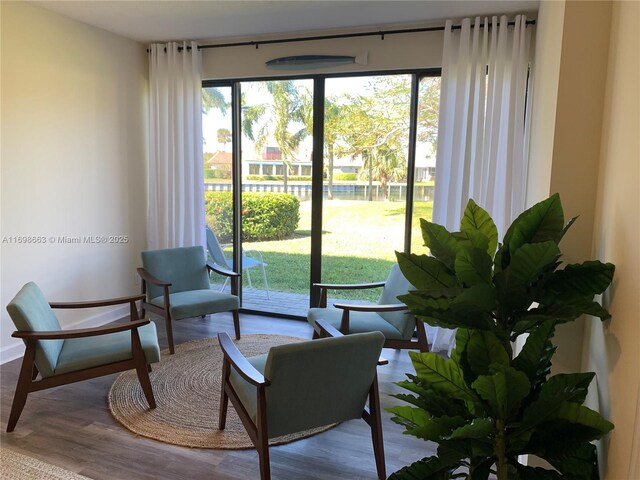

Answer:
[411,76,440,253]
[202,86,234,289]
[322,75,412,302]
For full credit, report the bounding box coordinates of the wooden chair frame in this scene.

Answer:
[138,261,240,354]
[7,294,156,433]
[218,319,387,480]
[313,281,429,352]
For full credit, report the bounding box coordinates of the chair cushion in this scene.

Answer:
[228,353,268,425]
[377,264,417,339]
[141,246,211,300]
[227,332,385,439]
[54,322,160,377]
[262,333,384,438]
[150,290,239,320]
[307,307,404,340]
[6,282,63,378]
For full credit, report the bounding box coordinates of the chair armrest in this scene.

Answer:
[12,319,151,340]
[315,319,344,338]
[333,303,408,313]
[137,268,171,287]
[313,281,386,291]
[242,249,265,262]
[49,294,146,309]
[207,261,240,278]
[218,332,269,386]
[315,320,387,366]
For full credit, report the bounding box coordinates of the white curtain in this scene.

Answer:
[429,15,533,353]
[148,41,205,249]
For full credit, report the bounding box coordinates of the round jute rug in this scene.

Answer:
[108,334,336,449]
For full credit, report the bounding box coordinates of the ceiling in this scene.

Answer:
[29,0,539,44]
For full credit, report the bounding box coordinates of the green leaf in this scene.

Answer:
[508,241,561,290]
[543,373,595,405]
[519,373,597,432]
[454,247,493,286]
[409,351,480,404]
[527,405,613,459]
[447,418,495,441]
[397,252,459,291]
[452,230,490,253]
[555,215,578,244]
[420,218,459,269]
[512,321,556,388]
[471,367,531,419]
[387,405,431,437]
[394,380,472,418]
[516,299,612,333]
[450,284,497,314]
[500,241,561,315]
[514,464,564,480]
[450,327,471,365]
[388,454,465,480]
[460,198,499,257]
[547,443,599,480]
[466,330,510,377]
[544,261,615,299]
[389,406,468,442]
[503,193,565,254]
[555,402,614,436]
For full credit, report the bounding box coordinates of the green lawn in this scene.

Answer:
[212,199,433,302]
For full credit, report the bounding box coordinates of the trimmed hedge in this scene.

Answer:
[205,191,300,242]
[333,172,357,181]
[246,175,312,182]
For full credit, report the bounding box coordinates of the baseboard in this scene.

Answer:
[0,305,129,365]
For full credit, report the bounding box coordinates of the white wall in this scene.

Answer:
[0,1,148,361]
[201,23,446,80]
[528,1,640,476]
[583,1,640,478]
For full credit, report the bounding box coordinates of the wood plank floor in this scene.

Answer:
[1,313,437,479]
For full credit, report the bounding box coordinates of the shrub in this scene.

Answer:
[333,172,357,181]
[205,191,300,242]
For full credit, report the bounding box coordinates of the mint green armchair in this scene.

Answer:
[218,320,387,480]
[138,245,240,354]
[5,282,159,432]
[307,264,429,352]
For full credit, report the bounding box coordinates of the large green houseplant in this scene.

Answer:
[388,194,615,479]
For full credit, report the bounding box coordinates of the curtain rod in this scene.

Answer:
[188,19,536,51]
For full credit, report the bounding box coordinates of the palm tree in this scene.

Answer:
[242,81,310,193]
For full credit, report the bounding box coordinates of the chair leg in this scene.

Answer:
[232,310,241,340]
[245,267,253,289]
[7,344,36,432]
[416,320,429,353]
[219,360,230,430]
[368,375,386,480]
[131,330,156,409]
[165,314,175,355]
[256,389,270,480]
[261,264,270,299]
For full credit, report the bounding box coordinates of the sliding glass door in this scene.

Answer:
[239,79,314,314]
[320,74,411,303]
[202,71,440,317]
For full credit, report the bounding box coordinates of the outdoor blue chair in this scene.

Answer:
[206,226,270,299]
[5,282,159,432]
[138,245,240,354]
[307,264,429,352]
